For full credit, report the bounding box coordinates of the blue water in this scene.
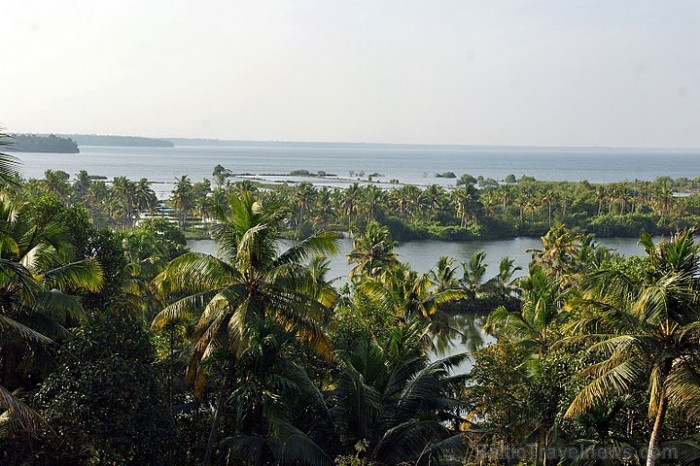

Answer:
[13,143,700,199]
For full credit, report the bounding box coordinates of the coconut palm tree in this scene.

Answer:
[111,176,137,226]
[0,197,103,431]
[134,178,158,216]
[451,185,480,228]
[171,175,194,228]
[566,230,700,466]
[223,324,469,466]
[484,266,561,357]
[328,325,469,465]
[529,225,584,290]
[482,257,522,300]
[460,251,488,300]
[340,183,361,231]
[428,256,460,293]
[42,170,72,201]
[294,182,316,226]
[152,192,338,465]
[347,222,399,279]
[220,321,334,466]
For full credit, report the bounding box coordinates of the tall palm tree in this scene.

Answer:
[451,185,480,228]
[152,192,338,465]
[566,230,700,466]
[111,176,137,226]
[328,326,468,465]
[224,324,469,466]
[360,264,464,341]
[428,256,460,293]
[529,225,584,290]
[484,266,561,357]
[171,175,194,228]
[460,251,488,300]
[483,267,565,465]
[221,321,334,466]
[482,257,522,300]
[0,197,103,431]
[340,183,361,231]
[42,170,72,201]
[134,178,158,216]
[347,222,399,279]
[294,182,316,226]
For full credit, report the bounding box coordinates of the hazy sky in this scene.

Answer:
[2,0,699,147]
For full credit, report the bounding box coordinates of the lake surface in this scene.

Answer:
[189,236,645,285]
[14,143,700,199]
[189,235,646,373]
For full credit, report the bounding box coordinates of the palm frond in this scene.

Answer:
[41,258,104,292]
[0,385,44,434]
[0,314,53,343]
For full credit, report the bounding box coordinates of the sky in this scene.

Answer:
[2,0,699,147]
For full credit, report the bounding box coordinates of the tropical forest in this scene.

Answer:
[1,132,700,466]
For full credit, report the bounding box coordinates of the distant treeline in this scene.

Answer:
[5,134,79,153]
[63,134,174,147]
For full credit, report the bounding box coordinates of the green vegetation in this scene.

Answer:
[1,140,700,465]
[191,174,700,241]
[5,134,79,153]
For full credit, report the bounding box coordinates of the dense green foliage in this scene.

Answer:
[5,134,79,153]
[0,152,699,465]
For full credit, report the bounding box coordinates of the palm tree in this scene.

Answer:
[483,267,565,465]
[566,230,700,466]
[340,183,361,231]
[347,222,399,279]
[541,190,556,225]
[0,197,103,431]
[223,324,469,466]
[311,187,337,228]
[134,178,158,216]
[428,256,460,293]
[293,181,316,226]
[328,326,468,465]
[152,192,338,465]
[221,320,338,466]
[359,264,465,344]
[651,180,674,220]
[451,185,480,228]
[171,175,194,228]
[482,257,522,300]
[111,176,137,226]
[361,184,384,222]
[529,225,584,290]
[42,169,72,201]
[562,396,640,466]
[460,251,488,300]
[484,266,561,357]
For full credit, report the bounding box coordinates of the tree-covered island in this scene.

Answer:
[4,134,80,153]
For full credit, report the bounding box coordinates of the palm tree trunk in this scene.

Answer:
[203,364,235,466]
[645,391,667,466]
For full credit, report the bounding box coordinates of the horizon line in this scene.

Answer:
[10,130,700,152]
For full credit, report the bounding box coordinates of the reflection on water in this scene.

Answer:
[431,312,496,374]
